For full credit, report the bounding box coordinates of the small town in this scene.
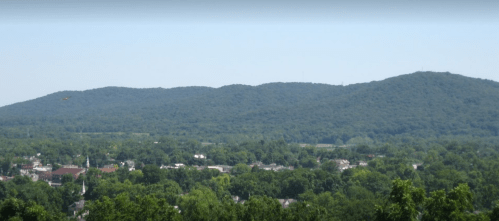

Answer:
[1,7,497,219]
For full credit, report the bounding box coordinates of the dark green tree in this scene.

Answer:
[375,179,425,221]
[61,173,74,185]
[0,197,64,221]
[422,183,476,221]
[141,164,162,184]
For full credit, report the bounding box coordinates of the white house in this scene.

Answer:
[194,154,206,159]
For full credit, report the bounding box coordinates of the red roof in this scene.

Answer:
[99,168,117,173]
[52,168,85,175]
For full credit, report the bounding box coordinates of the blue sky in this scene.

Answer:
[1,0,498,107]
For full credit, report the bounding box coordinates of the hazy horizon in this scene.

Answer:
[1,0,498,107]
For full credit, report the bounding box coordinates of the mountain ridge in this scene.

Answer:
[1,72,498,142]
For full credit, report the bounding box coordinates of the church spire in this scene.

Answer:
[86,156,89,169]
[81,181,86,195]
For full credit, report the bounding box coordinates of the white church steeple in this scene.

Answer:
[81,181,86,195]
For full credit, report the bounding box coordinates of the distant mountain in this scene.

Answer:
[1,72,498,143]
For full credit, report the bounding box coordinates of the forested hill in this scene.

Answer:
[1,72,499,143]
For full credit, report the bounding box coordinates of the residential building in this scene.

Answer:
[68,200,88,220]
[358,161,368,166]
[100,168,117,173]
[412,163,423,170]
[278,199,297,208]
[207,165,232,173]
[102,164,116,169]
[52,168,86,183]
[194,154,206,159]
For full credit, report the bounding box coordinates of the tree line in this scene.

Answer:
[0,136,498,220]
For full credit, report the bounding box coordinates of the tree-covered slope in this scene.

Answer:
[0,86,214,117]
[271,72,499,141]
[1,72,498,142]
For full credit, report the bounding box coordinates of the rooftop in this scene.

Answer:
[52,168,85,175]
[100,168,117,173]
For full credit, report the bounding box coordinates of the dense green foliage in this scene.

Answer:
[0,136,498,220]
[1,71,499,220]
[1,72,499,143]
[375,180,491,221]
